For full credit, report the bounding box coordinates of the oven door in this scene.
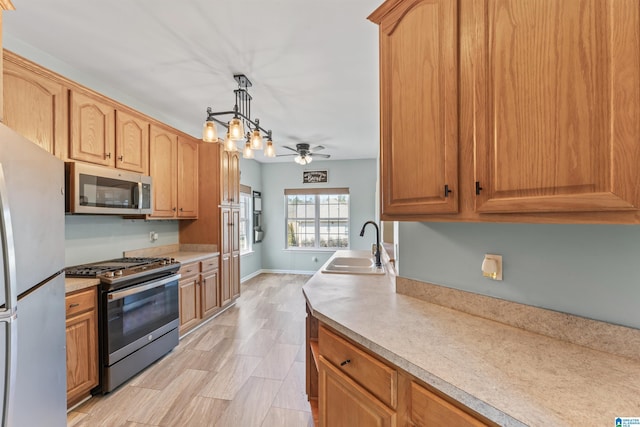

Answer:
[105,274,179,365]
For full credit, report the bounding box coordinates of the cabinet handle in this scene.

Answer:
[118,155,124,161]
[105,152,112,159]
[173,207,177,212]
[340,359,351,367]
[180,208,183,212]
[68,303,80,308]
[475,181,483,195]
[444,184,452,198]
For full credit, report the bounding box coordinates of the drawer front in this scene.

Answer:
[65,287,97,318]
[319,325,397,409]
[200,256,219,273]
[179,261,199,279]
[411,382,490,427]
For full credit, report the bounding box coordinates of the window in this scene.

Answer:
[239,186,252,254]
[285,188,349,249]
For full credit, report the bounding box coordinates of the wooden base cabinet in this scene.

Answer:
[319,357,396,427]
[308,322,496,427]
[65,287,98,408]
[178,256,220,335]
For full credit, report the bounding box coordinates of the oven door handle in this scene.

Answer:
[107,274,181,301]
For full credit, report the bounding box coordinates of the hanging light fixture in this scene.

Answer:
[264,138,276,158]
[202,74,275,158]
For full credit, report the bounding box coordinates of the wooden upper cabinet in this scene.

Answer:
[115,110,149,174]
[370,0,459,218]
[70,90,116,167]
[220,148,240,206]
[3,53,69,159]
[473,0,640,214]
[177,136,198,218]
[149,127,198,219]
[149,124,177,218]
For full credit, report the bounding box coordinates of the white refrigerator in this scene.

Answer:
[0,123,67,426]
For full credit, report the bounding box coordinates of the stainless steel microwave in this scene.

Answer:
[65,162,152,215]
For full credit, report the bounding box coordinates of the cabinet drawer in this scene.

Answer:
[65,287,96,318]
[411,382,490,427]
[179,261,199,279]
[200,256,219,273]
[319,325,397,409]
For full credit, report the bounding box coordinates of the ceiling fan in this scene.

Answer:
[277,143,331,165]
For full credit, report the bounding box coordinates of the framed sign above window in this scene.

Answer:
[303,170,328,184]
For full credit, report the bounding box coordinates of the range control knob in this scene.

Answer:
[115,270,123,276]
[105,271,115,278]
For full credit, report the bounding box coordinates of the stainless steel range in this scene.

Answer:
[66,257,181,393]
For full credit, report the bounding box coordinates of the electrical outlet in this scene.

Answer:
[482,254,503,281]
[149,231,158,242]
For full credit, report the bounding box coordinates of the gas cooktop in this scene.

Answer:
[66,257,181,288]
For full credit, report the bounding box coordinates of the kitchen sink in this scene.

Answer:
[321,257,385,275]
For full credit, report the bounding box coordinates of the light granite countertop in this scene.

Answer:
[302,250,640,426]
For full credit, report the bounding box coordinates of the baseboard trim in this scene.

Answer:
[241,269,316,282]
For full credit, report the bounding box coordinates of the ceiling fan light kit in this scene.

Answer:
[202,73,275,159]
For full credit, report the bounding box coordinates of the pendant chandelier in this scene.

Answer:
[202,74,276,158]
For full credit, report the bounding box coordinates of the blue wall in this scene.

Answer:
[398,222,640,329]
[238,157,263,280]
[259,159,377,273]
[65,216,178,266]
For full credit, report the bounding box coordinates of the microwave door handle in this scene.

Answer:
[0,163,18,427]
[138,181,143,211]
[0,164,17,318]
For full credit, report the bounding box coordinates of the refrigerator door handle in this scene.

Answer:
[1,315,17,427]
[0,163,17,319]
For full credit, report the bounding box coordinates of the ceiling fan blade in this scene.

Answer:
[275,153,298,157]
[310,153,331,158]
[310,145,326,152]
[282,146,299,153]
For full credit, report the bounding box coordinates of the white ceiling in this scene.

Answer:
[3,0,382,163]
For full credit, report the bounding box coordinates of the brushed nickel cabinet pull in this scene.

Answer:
[340,359,351,367]
[69,303,80,308]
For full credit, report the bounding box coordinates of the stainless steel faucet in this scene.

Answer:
[359,220,382,267]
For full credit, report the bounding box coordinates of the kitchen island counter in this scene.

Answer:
[303,250,640,426]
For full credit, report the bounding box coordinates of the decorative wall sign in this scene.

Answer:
[303,170,328,184]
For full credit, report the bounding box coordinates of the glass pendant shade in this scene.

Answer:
[243,141,254,159]
[250,130,263,150]
[224,133,237,152]
[264,140,276,158]
[202,120,218,142]
[294,155,302,164]
[304,155,313,165]
[228,118,244,141]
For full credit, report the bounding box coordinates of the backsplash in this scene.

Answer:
[65,215,179,266]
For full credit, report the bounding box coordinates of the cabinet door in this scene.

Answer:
[231,208,241,299]
[376,0,458,217]
[149,125,177,217]
[220,207,232,306]
[115,110,149,174]
[220,148,231,205]
[70,91,115,166]
[3,57,69,159]
[200,269,220,318]
[179,276,200,334]
[177,136,199,218]
[319,357,396,427]
[230,151,240,205]
[66,310,98,407]
[473,0,640,213]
